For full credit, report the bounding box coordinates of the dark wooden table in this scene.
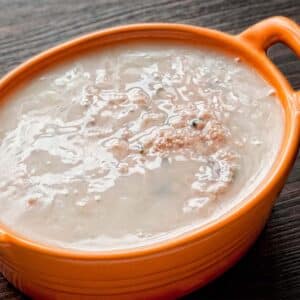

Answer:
[0,1,299,299]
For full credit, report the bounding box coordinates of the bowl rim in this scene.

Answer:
[0,22,299,259]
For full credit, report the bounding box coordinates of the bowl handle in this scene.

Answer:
[239,16,299,56]
[239,16,300,106]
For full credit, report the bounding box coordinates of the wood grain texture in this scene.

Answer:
[0,0,299,299]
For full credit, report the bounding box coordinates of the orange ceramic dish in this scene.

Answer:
[0,17,299,300]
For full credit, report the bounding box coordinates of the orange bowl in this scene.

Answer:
[0,16,299,300]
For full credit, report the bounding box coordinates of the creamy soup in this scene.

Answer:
[0,42,283,251]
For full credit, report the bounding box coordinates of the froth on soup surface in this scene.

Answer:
[0,41,283,251]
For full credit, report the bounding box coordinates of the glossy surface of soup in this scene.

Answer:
[0,42,283,250]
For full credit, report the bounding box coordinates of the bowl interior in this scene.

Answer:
[0,24,298,258]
